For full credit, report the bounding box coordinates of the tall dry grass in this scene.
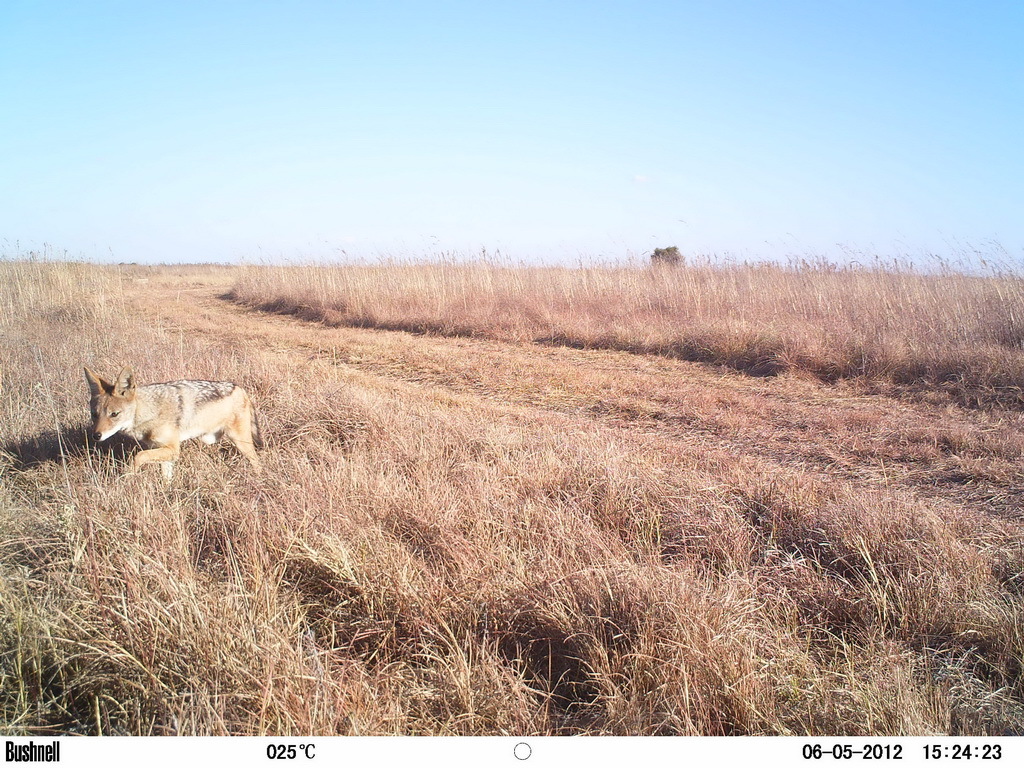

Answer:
[229,258,1024,408]
[2,260,1023,735]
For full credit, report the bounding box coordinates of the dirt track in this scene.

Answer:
[128,269,1024,521]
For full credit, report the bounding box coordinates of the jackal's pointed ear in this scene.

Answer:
[84,367,111,397]
[114,367,136,397]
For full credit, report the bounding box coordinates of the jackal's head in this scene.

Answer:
[84,367,137,441]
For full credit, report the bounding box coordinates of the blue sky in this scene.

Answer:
[1,1,1022,264]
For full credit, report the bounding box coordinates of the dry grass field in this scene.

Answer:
[2,257,1023,736]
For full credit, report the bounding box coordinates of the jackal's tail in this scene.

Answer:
[251,409,264,449]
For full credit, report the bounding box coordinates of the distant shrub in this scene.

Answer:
[651,247,682,266]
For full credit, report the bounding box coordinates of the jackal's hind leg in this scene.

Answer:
[224,416,261,471]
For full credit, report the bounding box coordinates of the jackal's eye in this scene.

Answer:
[109,411,120,418]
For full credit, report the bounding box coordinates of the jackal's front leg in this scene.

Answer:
[132,445,180,480]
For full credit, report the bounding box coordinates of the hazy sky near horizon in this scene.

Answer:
[2,1,1022,264]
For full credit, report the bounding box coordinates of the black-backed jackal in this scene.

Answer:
[84,367,261,479]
